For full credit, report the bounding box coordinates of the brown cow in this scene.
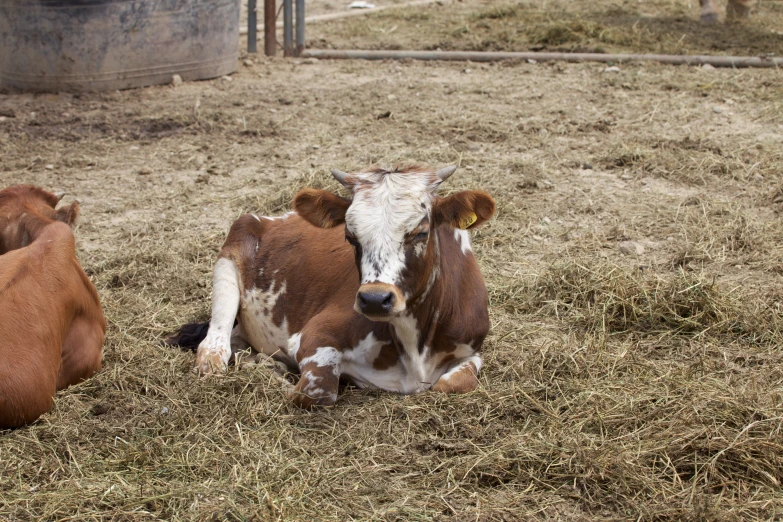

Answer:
[699,0,753,22]
[168,166,496,408]
[0,186,105,428]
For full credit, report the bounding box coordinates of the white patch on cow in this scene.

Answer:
[299,346,342,376]
[345,170,438,286]
[453,228,473,255]
[341,327,479,394]
[262,211,296,221]
[451,343,476,360]
[301,379,336,403]
[196,258,241,370]
[392,314,419,355]
[251,214,261,222]
[305,385,324,396]
[392,314,430,390]
[342,332,383,368]
[437,354,482,383]
[342,332,424,394]
[413,240,427,258]
[302,374,323,394]
[287,333,302,361]
[239,281,297,367]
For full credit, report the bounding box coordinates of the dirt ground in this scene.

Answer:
[304,0,783,55]
[1,0,783,520]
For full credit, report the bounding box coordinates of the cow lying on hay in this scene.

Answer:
[168,166,496,408]
[0,186,105,428]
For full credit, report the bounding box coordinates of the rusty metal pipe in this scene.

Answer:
[264,0,276,56]
[300,49,783,68]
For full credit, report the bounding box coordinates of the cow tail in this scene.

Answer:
[165,321,211,352]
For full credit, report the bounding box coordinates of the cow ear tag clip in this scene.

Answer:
[459,213,477,230]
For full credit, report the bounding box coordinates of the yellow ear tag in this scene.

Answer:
[459,212,477,230]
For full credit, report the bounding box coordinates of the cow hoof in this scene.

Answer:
[193,352,228,375]
[700,11,719,23]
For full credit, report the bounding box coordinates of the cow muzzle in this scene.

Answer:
[355,283,406,320]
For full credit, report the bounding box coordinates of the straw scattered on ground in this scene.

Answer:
[307,0,783,56]
[1,1,783,519]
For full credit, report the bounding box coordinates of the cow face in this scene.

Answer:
[0,185,79,254]
[295,166,495,321]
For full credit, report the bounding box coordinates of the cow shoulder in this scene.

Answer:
[218,213,269,291]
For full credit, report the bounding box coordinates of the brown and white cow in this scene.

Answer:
[699,0,753,22]
[0,185,106,428]
[168,166,496,408]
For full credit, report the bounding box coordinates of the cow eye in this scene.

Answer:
[345,232,359,247]
[407,230,428,243]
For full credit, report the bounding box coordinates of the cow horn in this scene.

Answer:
[436,165,457,182]
[54,192,66,201]
[331,169,350,187]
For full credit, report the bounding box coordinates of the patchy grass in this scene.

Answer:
[308,0,783,55]
[526,261,782,342]
[601,138,783,185]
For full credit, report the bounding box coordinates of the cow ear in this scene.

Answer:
[433,190,495,230]
[294,189,350,228]
[54,201,79,226]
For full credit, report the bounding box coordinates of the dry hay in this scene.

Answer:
[308,0,783,57]
[526,262,781,341]
[1,9,783,519]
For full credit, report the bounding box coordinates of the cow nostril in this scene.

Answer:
[357,290,396,315]
[382,293,394,307]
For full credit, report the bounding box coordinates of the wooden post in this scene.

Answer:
[264,0,276,56]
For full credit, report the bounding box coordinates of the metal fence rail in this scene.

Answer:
[246,2,783,68]
[300,49,783,68]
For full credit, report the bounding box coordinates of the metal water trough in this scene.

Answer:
[0,0,240,92]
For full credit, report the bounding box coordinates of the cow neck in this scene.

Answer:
[387,224,455,356]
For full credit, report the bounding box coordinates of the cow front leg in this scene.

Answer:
[288,343,342,408]
[699,0,719,22]
[195,258,241,375]
[432,355,482,394]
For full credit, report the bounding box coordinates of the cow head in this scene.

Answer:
[0,185,79,254]
[294,166,495,321]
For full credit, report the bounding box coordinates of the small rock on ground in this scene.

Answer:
[619,241,645,256]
